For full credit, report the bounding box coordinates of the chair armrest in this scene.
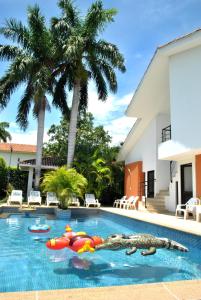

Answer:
[176,204,186,209]
[120,199,126,204]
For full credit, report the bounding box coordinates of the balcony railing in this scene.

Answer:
[162,125,171,142]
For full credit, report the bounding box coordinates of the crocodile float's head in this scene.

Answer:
[95,234,126,250]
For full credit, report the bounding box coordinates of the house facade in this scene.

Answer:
[0,143,36,167]
[118,29,201,212]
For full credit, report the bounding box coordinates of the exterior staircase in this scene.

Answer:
[146,190,170,214]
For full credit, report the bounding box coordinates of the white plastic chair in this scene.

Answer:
[46,192,59,206]
[28,191,41,206]
[85,194,101,208]
[176,197,200,219]
[70,196,80,207]
[7,190,23,206]
[119,195,135,209]
[124,196,139,210]
[113,196,126,208]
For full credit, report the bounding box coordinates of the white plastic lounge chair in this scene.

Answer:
[28,191,42,206]
[46,192,59,206]
[124,196,139,210]
[7,190,23,206]
[85,194,101,208]
[70,197,80,207]
[113,196,126,208]
[175,197,200,219]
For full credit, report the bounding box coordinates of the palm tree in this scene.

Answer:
[0,122,11,142]
[0,5,69,188]
[53,0,126,167]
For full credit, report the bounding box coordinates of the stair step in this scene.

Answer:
[147,209,170,214]
[147,198,165,203]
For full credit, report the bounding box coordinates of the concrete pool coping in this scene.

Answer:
[1,280,201,300]
[1,205,201,299]
[100,207,201,237]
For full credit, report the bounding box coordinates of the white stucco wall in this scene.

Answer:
[126,114,170,195]
[0,152,36,167]
[165,156,196,212]
[169,45,201,150]
[126,117,157,172]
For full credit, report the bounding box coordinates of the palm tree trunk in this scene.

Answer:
[67,79,81,168]
[34,104,45,189]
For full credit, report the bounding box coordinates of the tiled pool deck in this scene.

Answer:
[1,280,201,300]
[1,205,201,299]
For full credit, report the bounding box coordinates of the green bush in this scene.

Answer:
[41,167,88,209]
[8,168,28,198]
[0,157,8,198]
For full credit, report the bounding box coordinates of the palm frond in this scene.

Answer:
[0,19,30,49]
[51,17,71,38]
[93,40,126,72]
[0,122,11,142]
[0,72,23,109]
[84,1,117,38]
[58,0,80,27]
[52,73,70,118]
[88,60,107,100]
[16,82,34,130]
[27,5,52,58]
[97,59,117,93]
[0,54,36,108]
[0,45,24,61]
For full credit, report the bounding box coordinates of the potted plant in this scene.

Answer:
[41,167,87,219]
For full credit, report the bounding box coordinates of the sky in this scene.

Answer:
[1,0,201,145]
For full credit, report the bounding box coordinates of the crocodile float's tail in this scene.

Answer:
[159,238,189,252]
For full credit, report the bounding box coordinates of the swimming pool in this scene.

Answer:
[0,210,201,292]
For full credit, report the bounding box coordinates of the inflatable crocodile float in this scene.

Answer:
[95,233,189,256]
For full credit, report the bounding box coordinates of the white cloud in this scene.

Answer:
[104,116,136,146]
[87,84,135,145]
[87,84,133,122]
[10,129,49,145]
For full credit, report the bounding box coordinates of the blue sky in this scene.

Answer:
[1,0,201,145]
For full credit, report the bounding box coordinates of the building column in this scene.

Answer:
[124,161,143,198]
[27,168,34,199]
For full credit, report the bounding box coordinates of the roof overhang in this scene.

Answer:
[19,163,57,170]
[118,29,201,161]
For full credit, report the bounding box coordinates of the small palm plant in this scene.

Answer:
[41,167,87,209]
[91,157,112,199]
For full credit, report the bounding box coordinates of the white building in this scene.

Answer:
[119,29,201,212]
[0,143,36,167]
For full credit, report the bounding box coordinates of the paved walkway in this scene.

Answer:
[100,207,201,236]
[1,280,201,300]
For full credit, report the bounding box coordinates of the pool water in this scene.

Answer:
[0,211,201,292]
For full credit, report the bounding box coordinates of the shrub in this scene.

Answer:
[0,157,7,198]
[8,168,28,198]
[41,167,88,209]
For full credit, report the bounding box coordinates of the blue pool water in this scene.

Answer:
[0,211,201,292]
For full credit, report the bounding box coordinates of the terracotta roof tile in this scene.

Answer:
[0,143,36,153]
